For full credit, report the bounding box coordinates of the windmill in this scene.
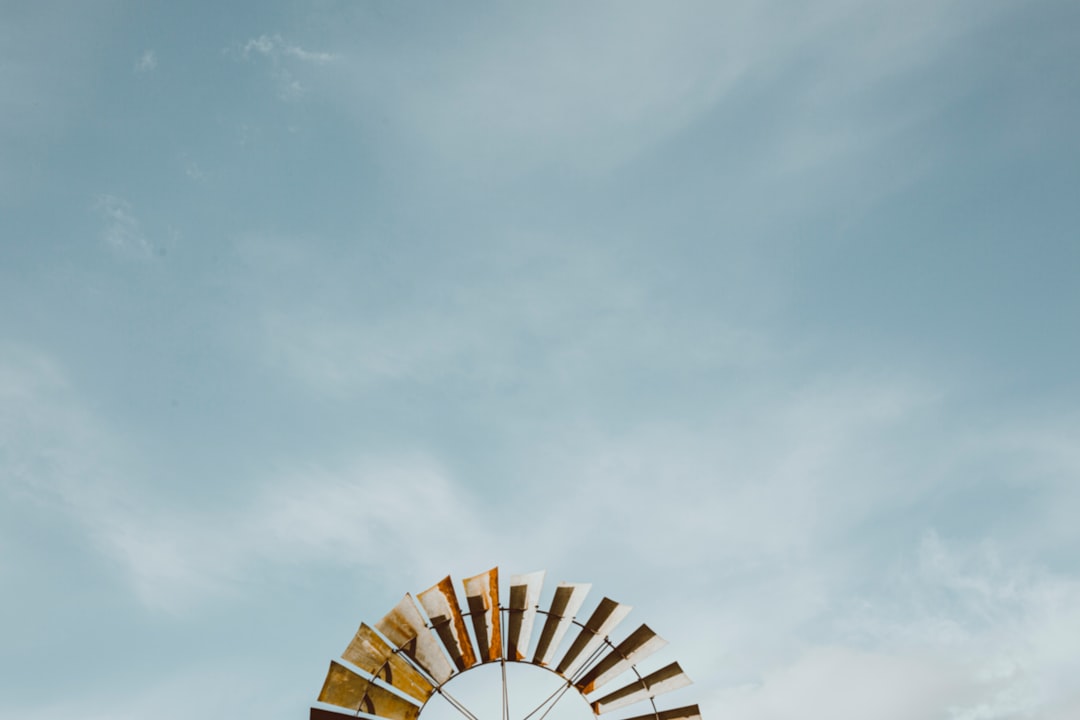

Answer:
[313,568,700,720]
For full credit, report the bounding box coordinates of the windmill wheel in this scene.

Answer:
[312,568,700,720]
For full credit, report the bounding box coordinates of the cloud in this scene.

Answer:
[101,457,505,612]
[0,344,124,507]
[713,646,977,720]
[183,159,204,180]
[241,34,334,64]
[0,342,496,613]
[134,49,156,73]
[5,339,1079,716]
[694,529,1080,720]
[237,33,335,101]
[242,34,276,58]
[93,194,152,255]
[0,658,296,720]
[307,0,1011,181]
[251,229,770,398]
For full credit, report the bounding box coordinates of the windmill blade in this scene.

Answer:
[575,624,669,694]
[532,582,591,667]
[418,576,478,672]
[555,597,632,678]
[462,567,502,662]
[374,594,455,684]
[312,708,368,720]
[590,662,693,714]
[506,570,545,661]
[342,623,435,703]
[617,705,701,720]
[317,661,422,720]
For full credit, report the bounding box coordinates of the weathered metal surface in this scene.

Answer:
[618,704,701,720]
[317,661,422,720]
[556,597,632,678]
[575,624,668,694]
[312,708,370,720]
[462,567,502,662]
[506,570,545,661]
[418,576,478,672]
[313,569,700,720]
[374,594,455,684]
[342,623,435,703]
[590,662,692,714]
[532,582,591,667]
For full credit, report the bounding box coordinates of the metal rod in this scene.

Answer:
[532,681,575,720]
[502,658,510,720]
[435,687,482,720]
[516,611,614,720]
[390,645,480,720]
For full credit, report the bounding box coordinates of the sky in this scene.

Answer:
[2,0,1080,718]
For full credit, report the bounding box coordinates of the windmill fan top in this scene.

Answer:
[312,568,700,720]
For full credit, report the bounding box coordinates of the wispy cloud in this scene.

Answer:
[134,49,156,73]
[241,34,335,65]
[252,231,769,397]
[101,457,503,612]
[5,339,1080,716]
[93,194,152,255]
[311,1,998,175]
[0,342,496,612]
[181,155,204,180]
[712,645,979,720]
[236,33,335,101]
[689,528,1080,720]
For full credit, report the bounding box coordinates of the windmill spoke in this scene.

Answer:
[310,568,697,720]
[435,688,482,720]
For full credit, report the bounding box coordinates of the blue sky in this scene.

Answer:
[2,1,1080,718]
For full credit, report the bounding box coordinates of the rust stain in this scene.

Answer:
[318,661,423,720]
[419,575,478,672]
[342,623,434,702]
[374,594,454,684]
[463,567,503,662]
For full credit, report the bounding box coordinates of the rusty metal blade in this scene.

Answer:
[419,576,478,672]
[317,661,422,720]
[575,624,668,694]
[617,705,701,720]
[374,594,454,684]
[532,582,591,666]
[312,708,365,720]
[506,570,545,661]
[462,567,502,662]
[555,597,632,677]
[343,623,435,703]
[591,662,692,714]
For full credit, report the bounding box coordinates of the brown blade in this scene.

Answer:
[575,624,668,694]
[591,662,693,714]
[419,576,478,672]
[462,567,502,662]
[317,661,421,720]
[375,594,455,684]
[617,705,702,720]
[555,597,632,678]
[311,709,365,720]
[342,623,435,703]
[532,582,591,666]
[506,570,545,661]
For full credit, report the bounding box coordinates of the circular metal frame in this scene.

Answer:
[310,569,700,720]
